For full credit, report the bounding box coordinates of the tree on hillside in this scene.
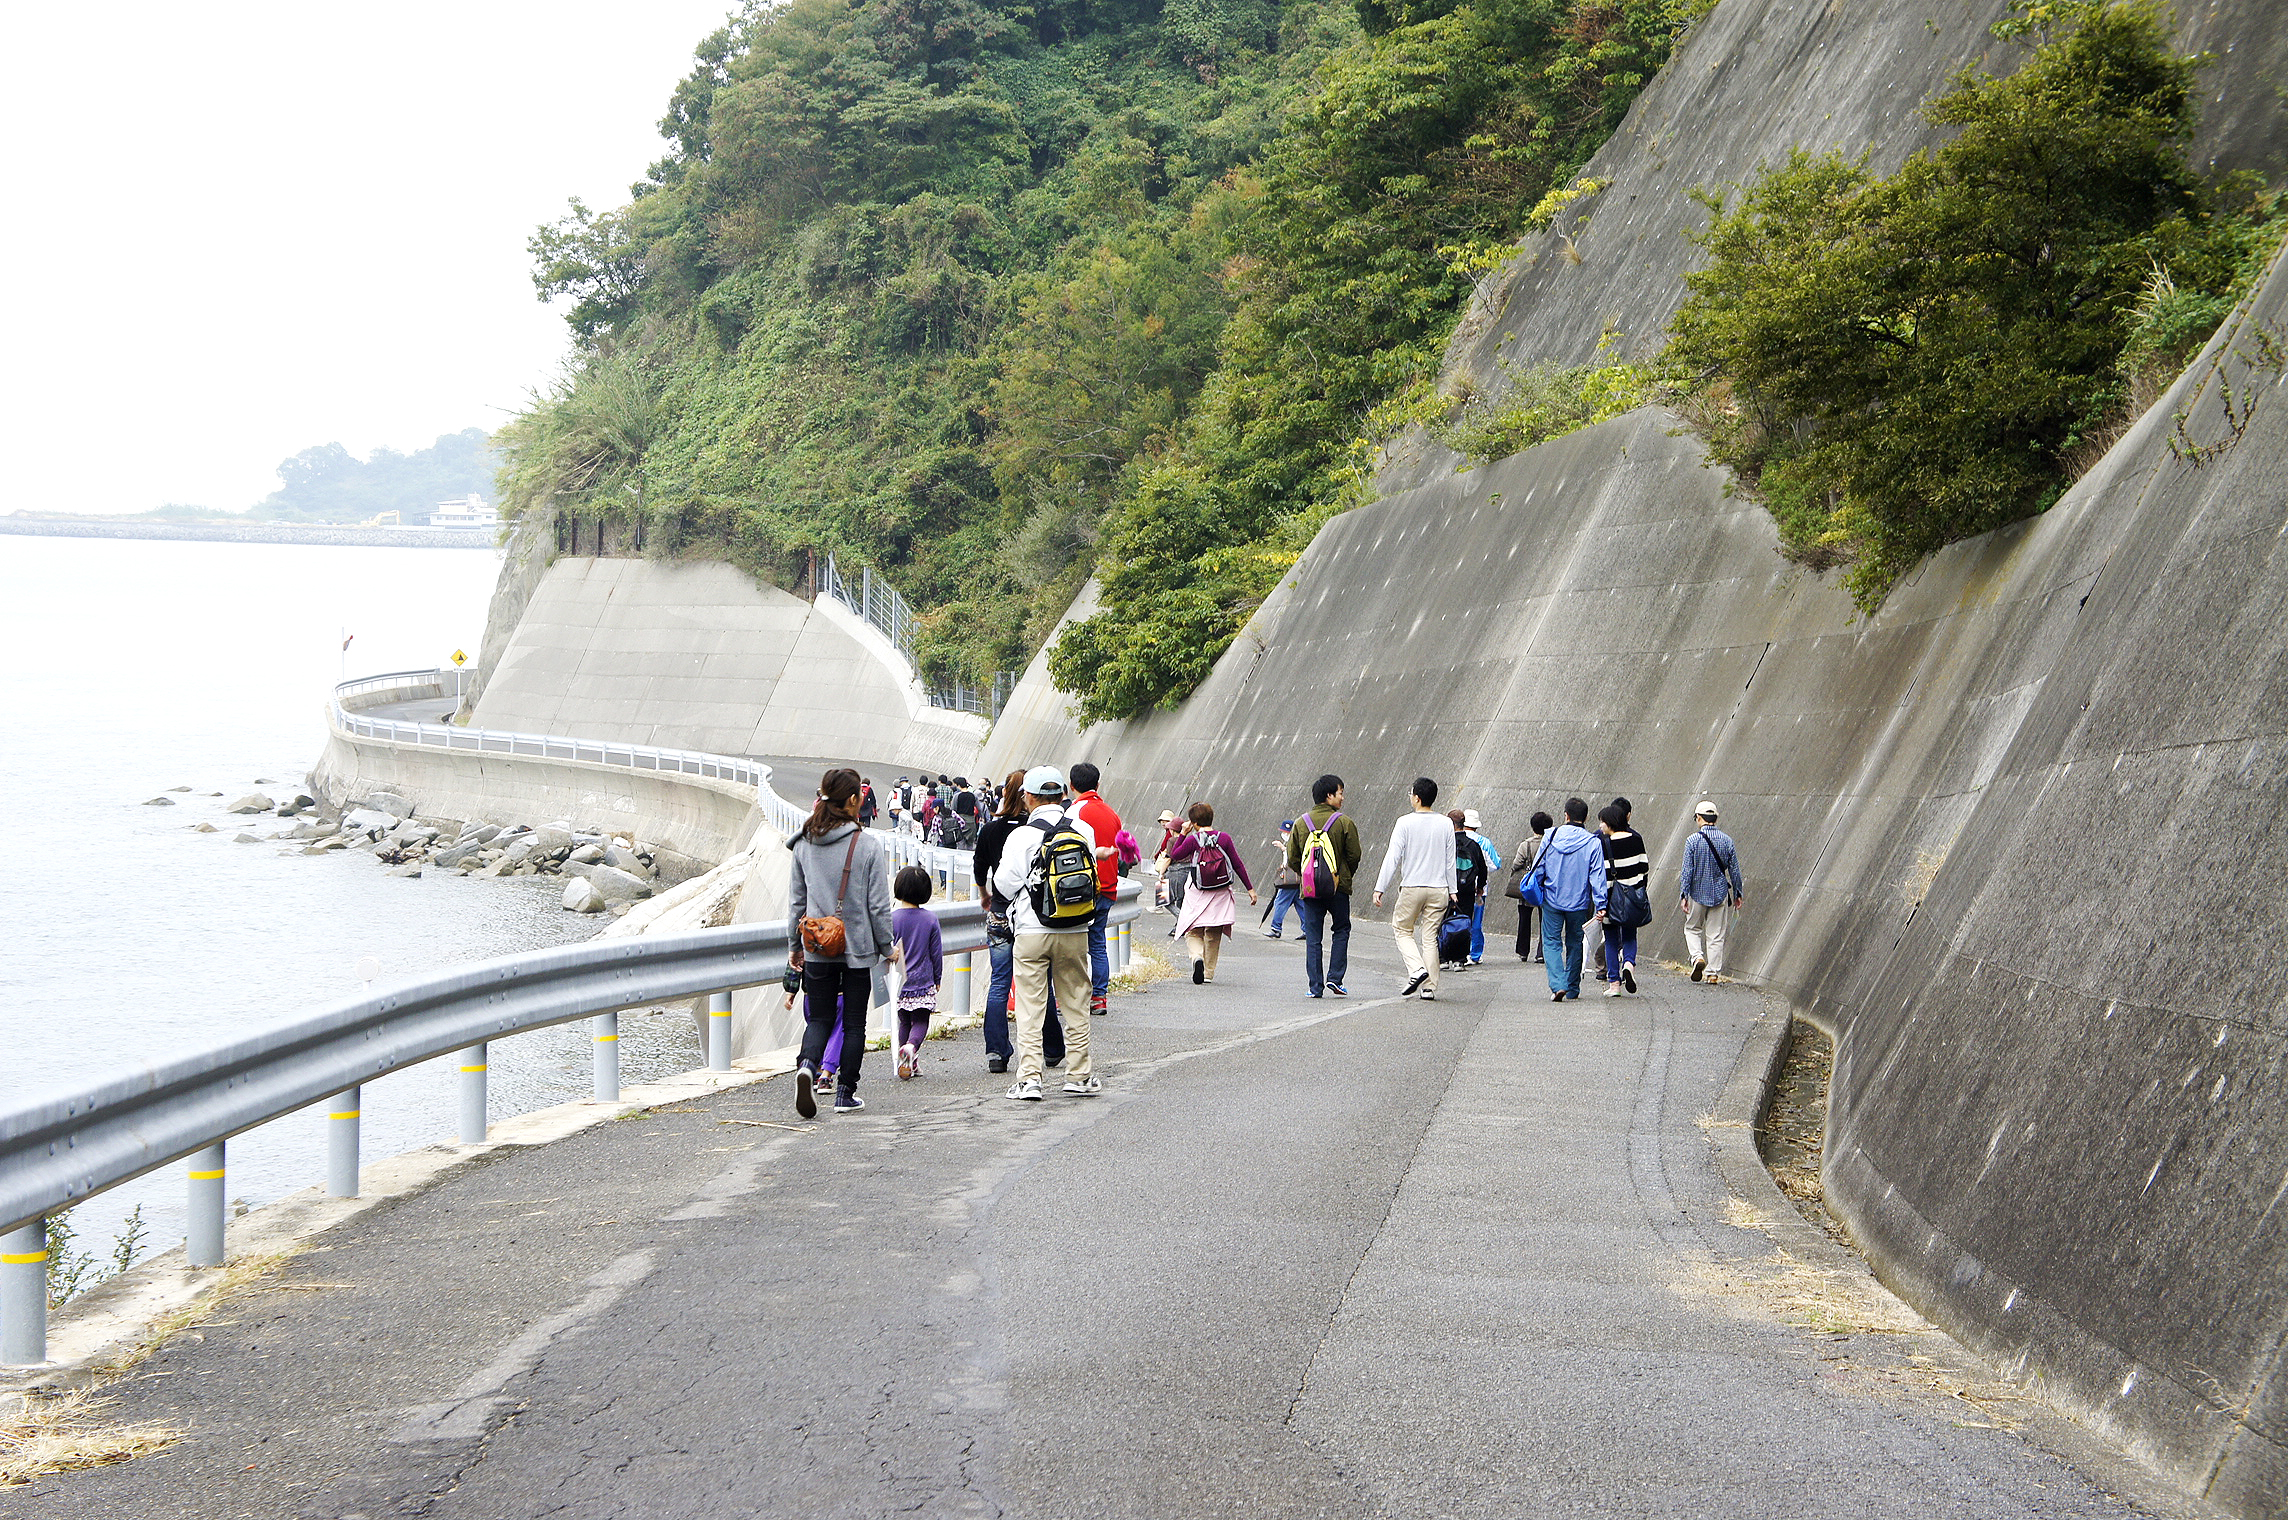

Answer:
[254,428,497,523]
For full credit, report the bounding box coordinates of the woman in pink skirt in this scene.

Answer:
[1165,801,1257,984]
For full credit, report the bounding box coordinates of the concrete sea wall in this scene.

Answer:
[467,555,987,773]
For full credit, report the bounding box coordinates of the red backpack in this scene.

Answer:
[1193,831,1233,891]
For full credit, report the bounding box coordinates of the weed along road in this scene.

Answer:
[18,933,2156,1519]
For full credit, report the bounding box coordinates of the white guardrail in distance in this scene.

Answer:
[0,674,1143,1367]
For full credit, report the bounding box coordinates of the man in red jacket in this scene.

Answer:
[1068,762,1122,1018]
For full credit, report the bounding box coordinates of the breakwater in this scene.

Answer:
[1,516,497,550]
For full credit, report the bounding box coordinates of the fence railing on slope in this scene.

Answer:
[815,554,1015,720]
[0,676,1146,1365]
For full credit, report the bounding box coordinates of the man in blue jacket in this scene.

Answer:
[1679,799,1745,983]
[1531,796,1608,1001]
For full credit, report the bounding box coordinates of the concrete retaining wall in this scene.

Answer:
[983,275,2288,1513]
[311,727,766,883]
[467,555,987,772]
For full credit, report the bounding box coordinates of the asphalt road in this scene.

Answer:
[16,925,2157,1520]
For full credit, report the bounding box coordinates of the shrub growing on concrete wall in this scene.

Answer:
[1663,0,2283,608]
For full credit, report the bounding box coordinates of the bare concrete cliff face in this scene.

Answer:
[464,554,987,772]
[975,1,2288,1504]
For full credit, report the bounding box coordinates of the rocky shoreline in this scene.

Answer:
[147,783,663,915]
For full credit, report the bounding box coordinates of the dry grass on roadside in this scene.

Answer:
[0,1390,181,1487]
[1112,936,1179,992]
[93,1249,300,1378]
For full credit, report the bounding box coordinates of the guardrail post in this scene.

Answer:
[2,1220,47,1365]
[328,1087,361,1198]
[953,856,973,903]
[707,991,733,1072]
[946,950,973,1022]
[458,1044,488,1144]
[188,1143,226,1268]
[1116,919,1130,971]
[593,1013,620,1101]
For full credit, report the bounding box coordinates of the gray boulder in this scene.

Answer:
[142,796,175,807]
[225,793,275,815]
[468,824,502,845]
[384,864,423,879]
[233,832,262,843]
[522,826,575,858]
[167,786,192,793]
[191,822,218,833]
[359,792,415,820]
[341,807,396,837]
[568,843,605,865]
[562,876,607,913]
[603,842,650,875]
[570,864,652,903]
[432,841,484,869]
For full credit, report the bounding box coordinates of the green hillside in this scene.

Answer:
[502,0,1706,716]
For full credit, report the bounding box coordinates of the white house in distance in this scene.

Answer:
[427,494,498,530]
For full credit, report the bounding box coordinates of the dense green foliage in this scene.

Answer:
[1663,0,2283,608]
[504,0,1702,713]
[251,429,497,523]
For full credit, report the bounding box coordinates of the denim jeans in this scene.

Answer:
[1088,893,1113,1000]
[1603,921,1639,980]
[1300,891,1351,995]
[1468,903,1486,960]
[1542,907,1594,997]
[985,938,1063,1064]
[1267,885,1301,934]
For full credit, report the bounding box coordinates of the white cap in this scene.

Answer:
[1023,765,1068,799]
[1463,809,1482,831]
[1695,799,1719,818]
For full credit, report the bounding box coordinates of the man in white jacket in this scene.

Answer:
[992,765,1100,1101]
[1372,776,1458,1000]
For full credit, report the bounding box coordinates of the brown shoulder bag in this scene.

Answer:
[798,832,862,960]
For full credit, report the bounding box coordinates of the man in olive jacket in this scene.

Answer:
[1286,773,1363,998]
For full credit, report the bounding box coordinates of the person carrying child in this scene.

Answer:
[892,865,943,1079]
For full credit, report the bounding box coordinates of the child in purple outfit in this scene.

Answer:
[892,866,943,1081]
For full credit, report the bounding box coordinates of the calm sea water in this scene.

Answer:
[0,535,702,1263]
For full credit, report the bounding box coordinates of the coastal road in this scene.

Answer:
[15,928,2161,1519]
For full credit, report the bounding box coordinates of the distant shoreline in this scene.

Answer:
[0,516,500,550]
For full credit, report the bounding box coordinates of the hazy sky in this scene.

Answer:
[3,2,742,515]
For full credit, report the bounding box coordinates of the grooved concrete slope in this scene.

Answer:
[976,226,2288,1520]
[468,556,986,771]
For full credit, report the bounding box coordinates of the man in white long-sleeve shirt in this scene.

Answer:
[992,765,1099,1100]
[1372,776,1458,1000]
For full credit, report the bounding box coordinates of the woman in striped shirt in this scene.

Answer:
[1598,803,1649,995]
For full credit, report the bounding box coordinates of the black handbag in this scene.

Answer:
[1605,880,1652,929]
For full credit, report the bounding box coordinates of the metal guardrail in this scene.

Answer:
[816,555,1015,719]
[0,683,1142,1365]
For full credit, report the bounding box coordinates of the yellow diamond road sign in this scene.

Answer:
[451,649,468,667]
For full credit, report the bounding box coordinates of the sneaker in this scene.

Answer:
[1403,971,1429,997]
[1192,959,1205,984]
[1691,958,1706,982]
[1062,1074,1102,1096]
[1305,990,1323,999]
[896,1044,916,1080]
[1706,973,1727,985]
[1419,988,1437,1001]
[1552,991,1567,1003]
[1621,965,1637,994]
[987,1056,1009,1074]
[1090,996,1108,1017]
[1006,1078,1044,1102]
[794,1063,818,1120]
[834,1091,865,1112]
[1604,982,1623,997]
[1327,983,1348,997]
[1263,930,1282,939]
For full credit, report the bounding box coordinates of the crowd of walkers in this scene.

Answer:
[781,760,1744,1117]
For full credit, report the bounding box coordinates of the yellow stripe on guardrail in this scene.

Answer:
[189,1169,225,1180]
[2,1251,49,1265]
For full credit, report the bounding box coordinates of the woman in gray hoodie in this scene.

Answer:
[790,767,896,1116]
